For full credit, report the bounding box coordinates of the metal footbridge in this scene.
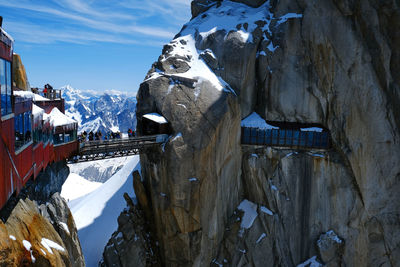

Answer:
[68,134,168,163]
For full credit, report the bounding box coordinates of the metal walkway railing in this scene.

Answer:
[241,127,331,149]
[68,134,168,163]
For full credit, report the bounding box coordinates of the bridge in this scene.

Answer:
[68,134,169,163]
[68,126,331,164]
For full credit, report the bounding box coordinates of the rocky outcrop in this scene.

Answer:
[12,53,29,91]
[101,193,160,267]
[0,198,71,266]
[39,193,85,267]
[134,0,400,266]
[0,162,85,266]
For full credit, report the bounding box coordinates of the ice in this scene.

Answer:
[241,112,279,130]
[41,238,65,254]
[68,156,139,267]
[260,206,273,215]
[237,199,258,229]
[143,113,168,124]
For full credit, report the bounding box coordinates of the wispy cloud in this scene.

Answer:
[0,0,191,45]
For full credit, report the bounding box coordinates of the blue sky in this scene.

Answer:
[0,0,191,94]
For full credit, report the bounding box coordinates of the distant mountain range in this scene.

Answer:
[61,85,137,134]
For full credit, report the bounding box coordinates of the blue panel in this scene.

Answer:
[251,128,257,144]
[307,132,314,147]
[300,132,306,146]
[272,130,278,145]
[265,130,272,145]
[314,133,321,147]
[293,131,299,145]
[279,130,286,145]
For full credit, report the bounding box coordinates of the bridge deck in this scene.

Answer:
[68,134,168,163]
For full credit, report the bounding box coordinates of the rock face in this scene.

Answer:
[12,53,29,91]
[0,162,85,266]
[101,193,160,267]
[134,0,400,266]
[0,198,73,266]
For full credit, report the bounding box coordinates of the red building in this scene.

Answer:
[0,19,78,209]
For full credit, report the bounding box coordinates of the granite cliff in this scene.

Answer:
[105,0,400,266]
[0,162,85,267]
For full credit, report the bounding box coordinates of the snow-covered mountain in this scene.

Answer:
[61,85,137,134]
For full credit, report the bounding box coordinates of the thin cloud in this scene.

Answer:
[0,0,190,45]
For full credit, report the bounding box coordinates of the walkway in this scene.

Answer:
[241,127,331,149]
[68,134,168,163]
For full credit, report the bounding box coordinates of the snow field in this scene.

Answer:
[66,155,139,267]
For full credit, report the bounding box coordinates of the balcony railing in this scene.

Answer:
[31,88,62,100]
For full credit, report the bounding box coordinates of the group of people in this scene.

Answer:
[79,128,136,142]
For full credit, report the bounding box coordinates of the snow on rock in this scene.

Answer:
[143,113,168,124]
[68,156,139,267]
[22,240,32,251]
[41,238,65,254]
[317,230,343,247]
[237,199,258,229]
[256,233,267,244]
[59,222,70,235]
[9,235,16,241]
[296,256,322,267]
[61,173,102,202]
[241,112,279,130]
[260,206,273,215]
[301,127,323,132]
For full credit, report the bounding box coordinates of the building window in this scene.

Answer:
[1,59,12,116]
[15,111,32,150]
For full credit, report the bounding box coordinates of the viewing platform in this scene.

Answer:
[241,112,331,149]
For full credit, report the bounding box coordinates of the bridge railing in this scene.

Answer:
[241,127,331,149]
[78,134,169,156]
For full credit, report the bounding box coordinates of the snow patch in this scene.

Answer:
[277,13,303,25]
[237,199,258,229]
[143,113,168,124]
[241,112,279,130]
[59,222,70,235]
[68,156,139,267]
[296,256,322,267]
[41,238,65,254]
[256,233,267,244]
[9,235,16,241]
[301,127,323,132]
[260,206,273,216]
[61,173,102,201]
